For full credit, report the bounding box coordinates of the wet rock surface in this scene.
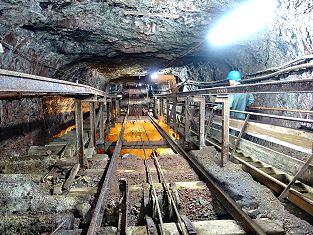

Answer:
[190,146,313,235]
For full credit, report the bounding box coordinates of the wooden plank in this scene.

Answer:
[230,114,250,160]
[212,115,313,154]
[215,96,230,167]
[75,100,85,167]
[209,127,313,186]
[195,96,205,149]
[63,163,80,190]
[184,97,191,142]
[89,102,96,148]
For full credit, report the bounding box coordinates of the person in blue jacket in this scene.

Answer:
[226,70,254,120]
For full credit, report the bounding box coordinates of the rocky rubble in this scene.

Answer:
[190,146,313,235]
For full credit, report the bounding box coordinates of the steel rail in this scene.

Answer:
[152,152,188,235]
[133,104,165,234]
[145,111,266,235]
[135,104,188,235]
[144,159,165,235]
[87,111,128,235]
[155,77,313,97]
[0,69,106,98]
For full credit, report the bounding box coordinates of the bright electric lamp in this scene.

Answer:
[208,0,276,47]
[150,72,159,79]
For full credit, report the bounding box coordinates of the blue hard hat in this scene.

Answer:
[226,70,241,81]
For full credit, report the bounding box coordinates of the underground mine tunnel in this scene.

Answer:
[0,0,313,234]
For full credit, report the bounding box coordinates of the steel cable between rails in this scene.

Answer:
[136,107,188,235]
[132,104,165,234]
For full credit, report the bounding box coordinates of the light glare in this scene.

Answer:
[150,72,159,79]
[208,0,276,47]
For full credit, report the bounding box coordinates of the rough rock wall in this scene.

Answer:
[0,97,76,157]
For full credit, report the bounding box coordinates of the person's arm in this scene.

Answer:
[247,94,254,108]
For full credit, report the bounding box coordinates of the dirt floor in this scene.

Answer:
[190,146,313,235]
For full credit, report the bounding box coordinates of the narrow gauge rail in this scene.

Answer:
[86,105,267,235]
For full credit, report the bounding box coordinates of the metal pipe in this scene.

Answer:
[156,77,313,97]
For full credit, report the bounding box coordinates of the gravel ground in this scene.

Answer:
[190,146,313,235]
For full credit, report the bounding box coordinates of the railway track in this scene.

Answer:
[175,123,313,218]
[1,106,305,234]
[83,105,281,235]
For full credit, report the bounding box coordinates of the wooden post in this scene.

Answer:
[206,97,216,138]
[215,96,230,167]
[153,97,158,118]
[172,98,177,131]
[112,98,116,120]
[195,96,205,150]
[116,99,120,117]
[184,96,191,143]
[89,102,96,148]
[230,114,250,160]
[107,100,111,125]
[166,98,170,124]
[160,98,164,117]
[99,102,105,141]
[75,99,85,167]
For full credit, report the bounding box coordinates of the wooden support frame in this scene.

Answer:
[194,96,206,150]
[89,102,96,148]
[75,99,85,167]
[184,96,191,143]
[160,98,164,117]
[215,96,230,167]
[172,97,178,131]
[230,114,250,160]
[107,100,112,125]
[99,102,105,141]
[116,99,120,117]
[166,98,170,124]
[279,142,313,200]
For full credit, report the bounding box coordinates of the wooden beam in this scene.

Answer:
[75,100,85,167]
[212,115,313,154]
[166,98,170,124]
[230,114,250,160]
[184,97,191,143]
[215,96,230,167]
[194,96,205,150]
[89,102,96,148]
[99,102,105,141]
